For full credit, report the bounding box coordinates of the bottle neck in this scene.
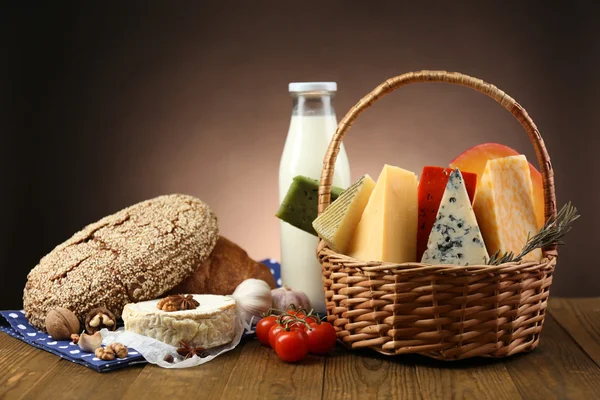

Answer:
[291,91,336,117]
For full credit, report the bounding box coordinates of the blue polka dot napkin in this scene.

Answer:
[0,260,281,372]
[0,310,146,372]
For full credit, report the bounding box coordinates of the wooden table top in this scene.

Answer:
[1,297,599,400]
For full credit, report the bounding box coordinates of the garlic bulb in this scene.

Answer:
[231,279,273,325]
[271,285,311,311]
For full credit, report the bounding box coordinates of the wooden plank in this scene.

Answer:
[18,356,144,400]
[504,314,600,400]
[0,332,61,400]
[220,338,325,400]
[323,347,422,399]
[121,340,244,399]
[549,297,600,366]
[415,355,522,400]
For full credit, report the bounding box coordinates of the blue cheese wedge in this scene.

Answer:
[421,169,488,265]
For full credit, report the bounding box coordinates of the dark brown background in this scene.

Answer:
[1,2,597,308]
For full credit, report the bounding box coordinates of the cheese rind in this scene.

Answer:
[473,155,541,261]
[122,294,236,348]
[347,165,418,263]
[421,169,488,265]
[312,175,376,253]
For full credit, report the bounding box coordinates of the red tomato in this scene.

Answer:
[268,323,286,348]
[297,313,318,325]
[306,322,337,354]
[268,321,306,348]
[256,316,278,346]
[274,329,309,362]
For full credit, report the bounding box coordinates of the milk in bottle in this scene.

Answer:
[278,82,351,314]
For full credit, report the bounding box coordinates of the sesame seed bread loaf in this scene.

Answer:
[23,194,219,331]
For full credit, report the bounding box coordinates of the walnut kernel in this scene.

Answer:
[95,346,115,361]
[108,342,128,358]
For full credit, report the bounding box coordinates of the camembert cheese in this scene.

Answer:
[312,175,376,253]
[347,165,418,263]
[421,169,488,265]
[122,294,236,348]
[473,155,541,261]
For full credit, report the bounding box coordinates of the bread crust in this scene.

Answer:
[169,236,276,296]
[23,194,218,330]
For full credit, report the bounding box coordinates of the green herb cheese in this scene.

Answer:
[276,176,344,236]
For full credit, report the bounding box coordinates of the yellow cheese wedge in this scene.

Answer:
[312,175,376,253]
[347,165,418,263]
[473,155,542,261]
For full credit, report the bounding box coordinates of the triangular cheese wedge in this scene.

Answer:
[422,169,489,265]
[312,175,376,253]
[347,165,417,263]
[473,155,541,261]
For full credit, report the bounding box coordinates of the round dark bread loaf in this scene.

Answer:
[23,194,218,331]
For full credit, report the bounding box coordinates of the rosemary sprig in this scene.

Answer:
[487,202,580,265]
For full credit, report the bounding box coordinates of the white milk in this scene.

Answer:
[279,82,351,314]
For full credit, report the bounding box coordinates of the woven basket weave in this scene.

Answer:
[316,70,557,360]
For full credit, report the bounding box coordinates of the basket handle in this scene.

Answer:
[317,70,557,255]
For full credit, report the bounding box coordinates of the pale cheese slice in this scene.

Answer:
[347,165,418,263]
[312,175,376,253]
[422,169,488,265]
[473,155,542,261]
[122,294,236,348]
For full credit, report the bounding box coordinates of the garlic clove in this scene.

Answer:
[78,331,103,353]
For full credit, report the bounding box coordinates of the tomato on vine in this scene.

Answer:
[274,329,309,362]
[256,316,278,346]
[305,321,336,354]
[268,320,304,348]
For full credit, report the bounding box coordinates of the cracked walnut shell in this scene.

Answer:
[85,307,117,334]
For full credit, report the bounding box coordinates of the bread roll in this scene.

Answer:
[169,236,276,295]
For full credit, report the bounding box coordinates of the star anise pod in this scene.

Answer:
[176,341,208,360]
[157,295,200,311]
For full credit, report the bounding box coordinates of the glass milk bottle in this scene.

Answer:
[279,82,351,314]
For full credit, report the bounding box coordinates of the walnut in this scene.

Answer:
[108,342,128,358]
[45,308,80,340]
[70,333,80,344]
[157,295,199,312]
[85,307,117,334]
[95,346,115,361]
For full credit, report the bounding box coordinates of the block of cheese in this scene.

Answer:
[421,169,488,265]
[473,155,542,261]
[417,166,478,260]
[347,165,418,263]
[276,175,345,236]
[122,294,236,348]
[312,175,376,253]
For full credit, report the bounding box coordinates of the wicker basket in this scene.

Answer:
[316,70,558,360]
